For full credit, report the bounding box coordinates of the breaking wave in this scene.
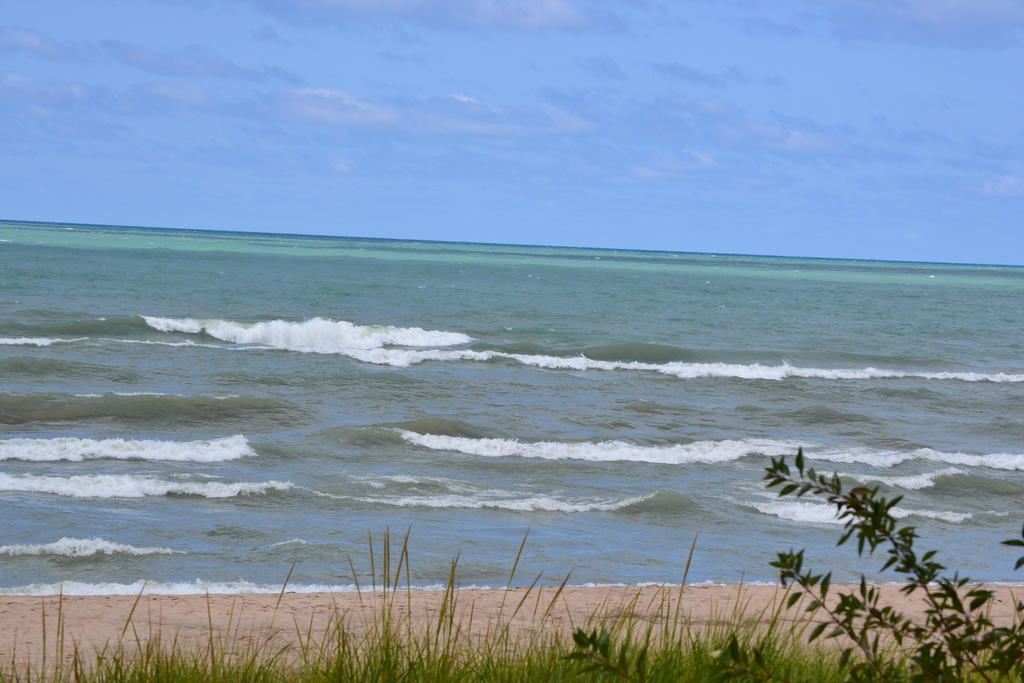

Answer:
[396,431,1024,471]
[139,316,1024,382]
[840,467,966,490]
[397,431,802,464]
[142,316,471,351]
[748,500,972,525]
[809,448,1024,471]
[0,337,85,346]
[347,492,653,512]
[318,474,692,514]
[0,435,255,462]
[0,537,181,557]
[0,473,292,498]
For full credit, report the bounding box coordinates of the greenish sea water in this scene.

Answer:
[1,219,1022,594]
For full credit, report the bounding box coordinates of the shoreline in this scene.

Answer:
[4,577,1024,597]
[4,584,1022,670]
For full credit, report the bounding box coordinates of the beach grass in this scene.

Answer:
[0,592,851,682]
[1,530,856,682]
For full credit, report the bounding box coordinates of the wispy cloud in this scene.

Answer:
[101,41,301,83]
[276,87,399,126]
[979,175,1024,197]
[271,87,592,137]
[0,26,69,60]
[243,0,589,30]
[577,56,626,81]
[827,0,1024,47]
[626,150,719,180]
[652,62,747,87]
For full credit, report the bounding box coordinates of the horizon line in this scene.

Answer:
[1,216,1019,270]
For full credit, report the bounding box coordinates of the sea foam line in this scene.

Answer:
[0,472,293,498]
[747,500,972,525]
[0,537,182,557]
[396,432,1024,471]
[839,467,966,490]
[0,337,87,347]
[0,435,255,463]
[347,492,656,513]
[397,431,802,464]
[140,316,1024,383]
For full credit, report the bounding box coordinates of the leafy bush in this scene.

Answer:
[721,448,1024,681]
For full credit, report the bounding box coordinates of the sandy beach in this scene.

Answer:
[3,583,1021,672]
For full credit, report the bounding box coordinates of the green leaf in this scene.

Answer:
[572,629,588,648]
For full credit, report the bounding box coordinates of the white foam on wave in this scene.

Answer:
[497,354,1024,383]
[748,500,972,525]
[0,580,361,596]
[0,337,86,346]
[310,476,653,512]
[840,467,966,490]
[0,472,292,498]
[397,431,1024,472]
[100,337,224,349]
[142,316,471,352]
[397,431,803,464]
[812,448,1024,471]
[0,537,181,557]
[72,391,175,397]
[349,492,655,513]
[138,316,1024,383]
[308,345,1024,383]
[0,435,255,463]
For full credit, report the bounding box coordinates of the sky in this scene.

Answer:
[1,1,1022,264]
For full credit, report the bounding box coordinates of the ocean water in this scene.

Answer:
[1,219,1022,595]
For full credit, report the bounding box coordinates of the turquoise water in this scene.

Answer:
[1,220,1022,594]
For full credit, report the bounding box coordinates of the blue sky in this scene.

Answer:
[2,1,1022,264]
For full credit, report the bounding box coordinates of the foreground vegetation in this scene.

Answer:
[4,450,1024,681]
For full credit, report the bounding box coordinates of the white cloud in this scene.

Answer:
[451,93,484,105]
[279,88,398,126]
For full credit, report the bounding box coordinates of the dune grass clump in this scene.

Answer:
[2,598,848,683]
[2,528,849,682]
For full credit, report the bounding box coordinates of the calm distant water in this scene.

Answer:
[1,220,1022,594]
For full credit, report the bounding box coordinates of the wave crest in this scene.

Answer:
[142,316,471,352]
[748,500,972,525]
[396,431,1024,472]
[136,316,1023,383]
[0,473,293,498]
[0,435,254,462]
[0,337,85,346]
[0,537,181,557]
[397,431,804,464]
